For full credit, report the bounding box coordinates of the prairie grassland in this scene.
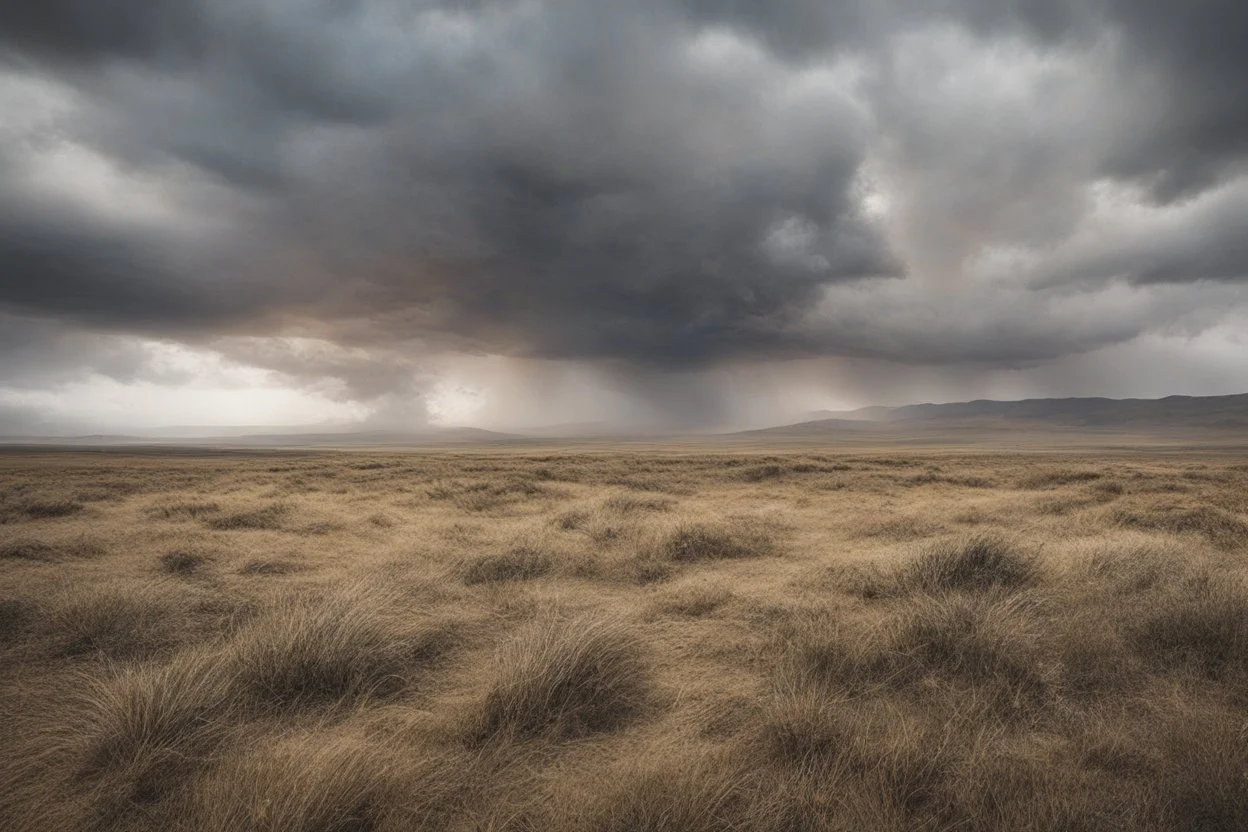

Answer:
[2,447,1248,831]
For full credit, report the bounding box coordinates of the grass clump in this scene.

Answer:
[146,501,222,521]
[1019,469,1103,488]
[890,593,1051,710]
[836,535,1038,599]
[460,545,553,585]
[205,503,291,531]
[858,517,944,541]
[3,499,85,522]
[657,520,776,563]
[188,733,426,832]
[468,615,649,743]
[601,494,674,514]
[50,584,178,659]
[0,537,103,563]
[72,656,236,803]
[1152,702,1248,832]
[652,582,734,618]
[228,588,447,712]
[1,540,60,562]
[1110,504,1248,550]
[3,655,239,830]
[896,535,1039,594]
[1129,575,1248,680]
[159,549,213,576]
[755,687,853,776]
[786,593,1050,714]
[553,509,590,530]
[737,463,789,482]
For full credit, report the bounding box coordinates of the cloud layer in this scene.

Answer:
[1,1,1246,429]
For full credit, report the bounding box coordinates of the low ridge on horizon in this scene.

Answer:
[6,391,1248,446]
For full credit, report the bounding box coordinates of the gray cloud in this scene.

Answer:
[0,0,1246,427]
[0,1,205,68]
[1100,0,1248,200]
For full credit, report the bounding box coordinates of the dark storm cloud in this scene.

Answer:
[0,180,292,333]
[0,1,205,67]
[0,0,1246,398]
[1099,0,1248,200]
[1,0,900,366]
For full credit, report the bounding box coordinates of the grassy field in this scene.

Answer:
[3,446,1248,831]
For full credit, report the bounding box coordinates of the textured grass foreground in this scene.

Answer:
[2,448,1248,830]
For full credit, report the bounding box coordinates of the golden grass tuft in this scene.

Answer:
[74,656,234,781]
[205,502,291,531]
[656,519,777,563]
[228,587,448,712]
[459,545,554,585]
[1,498,85,523]
[601,493,674,514]
[187,733,436,832]
[895,535,1040,593]
[1110,503,1248,550]
[1129,574,1248,680]
[159,548,214,576]
[50,583,180,660]
[468,615,650,742]
[145,500,222,521]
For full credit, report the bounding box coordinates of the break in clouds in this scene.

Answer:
[1,1,1247,432]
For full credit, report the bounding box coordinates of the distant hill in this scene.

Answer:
[878,393,1248,429]
[801,406,892,422]
[738,393,1248,439]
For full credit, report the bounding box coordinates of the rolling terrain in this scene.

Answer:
[3,446,1248,830]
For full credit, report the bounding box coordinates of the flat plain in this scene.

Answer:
[3,445,1248,831]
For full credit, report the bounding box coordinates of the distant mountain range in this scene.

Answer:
[3,393,1247,446]
[741,393,1248,439]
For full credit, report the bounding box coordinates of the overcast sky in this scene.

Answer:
[2,1,1247,433]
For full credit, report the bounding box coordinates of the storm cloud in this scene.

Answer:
[1,0,1246,429]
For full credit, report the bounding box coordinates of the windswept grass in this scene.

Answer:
[1129,574,1248,680]
[459,545,554,585]
[656,519,777,563]
[1,498,85,523]
[468,615,650,742]
[49,583,180,660]
[897,535,1040,593]
[146,501,222,521]
[1,539,60,562]
[4,447,1248,831]
[1,536,103,562]
[1110,503,1248,550]
[228,587,449,711]
[835,534,1039,598]
[188,733,426,832]
[205,503,291,531]
[159,549,213,576]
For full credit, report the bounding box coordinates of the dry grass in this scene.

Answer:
[228,586,449,712]
[459,545,554,585]
[3,447,1248,830]
[467,615,650,743]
